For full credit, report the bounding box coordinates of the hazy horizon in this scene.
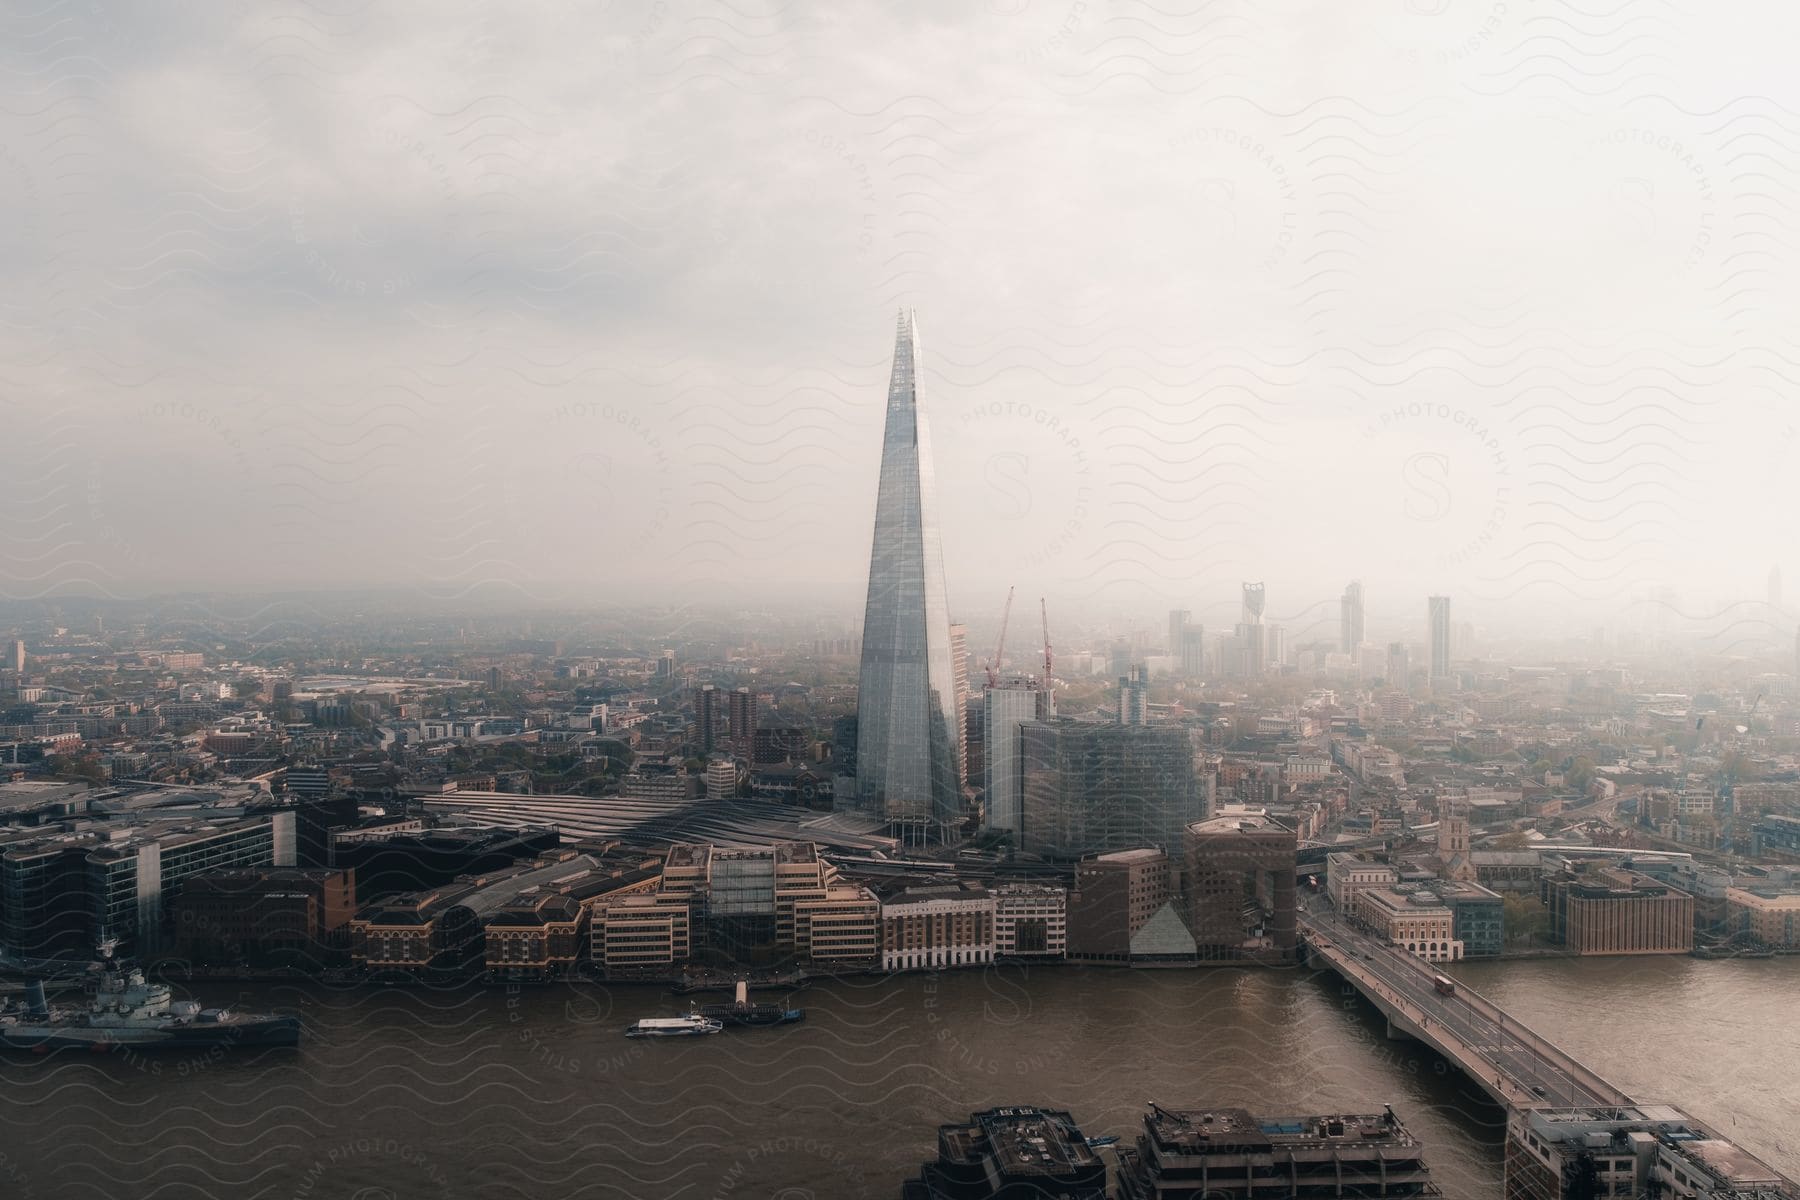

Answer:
[5,2,1799,643]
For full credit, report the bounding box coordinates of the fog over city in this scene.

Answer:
[5,2,1799,639]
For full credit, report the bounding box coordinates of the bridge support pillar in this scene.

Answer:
[1385,1017,1409,1041]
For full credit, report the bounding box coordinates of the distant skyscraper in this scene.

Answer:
[1340,581,1364,660]
[656,651,676,679]
[1168,610,1191,660]
[1108,639,1130,679]
[1179,626,1206,677]
[1118,664,1149,725]
[1232,622,1265,677]
[1241,582,1266,625]
[1387,642,1410,694]
[8,639,22,674]
[1265,624,1286,670]
[1428,595,1452,687]
[853,310,963,841]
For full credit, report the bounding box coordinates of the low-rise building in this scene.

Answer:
[992,883,1066,960]
[1505,1104,1798,1200]
[1326,852,1399,916]
[1431,878,1505,959]
[1358,886,1463,962]
[1724,885,1800,951]
[879,881,994,972]
[1067,848,1181,965]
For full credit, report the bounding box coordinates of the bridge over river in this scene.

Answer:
[1300,907,1630,1112]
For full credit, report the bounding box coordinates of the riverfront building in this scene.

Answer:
[1183,815,1298,964]
[1544,865,1694,955]
[852,310,964,842]
[1357,886,1464,963]
[1725,885,1800,950]
[1504,1105,1798,1200]
[1115,1103,1442,1198]
[879,880,994,971]
[902,1106,1107,1200]
[991,882,1067,960]
[1067,847,1186,964]
[172,866,355,966]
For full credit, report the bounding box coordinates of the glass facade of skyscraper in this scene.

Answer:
[853,311,963,840]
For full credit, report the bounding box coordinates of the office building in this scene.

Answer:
[992,883,1067,959]
[655,650,675,678]
[878,880,994,971]
[1340,581,1365,659]
[0,811,297,957]
[172,866,355,967]
[1183,815,1298,964]
[1067,848,1192,964]
[630,841,876,970]
[1266,623,1286,670]
[1432,878,1505,958]
[1117,1103,1442,1198]
[1504,1105,1797,1200]
[1326,852,1399,917]
[1544,865,1693,955]
[1357,886,1464,962]
[981,681,1048,837]
[1725,885,1800,950]
[8,639,22,674]
[902,1106,1107,1200]
[1018,721,1203,858]
[1428,595,1452,689]
[704,757,740,799]
[853,310,963,842]
[1118,663,1149,725]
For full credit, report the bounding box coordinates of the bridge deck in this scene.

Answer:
[1300,909,1630,1111]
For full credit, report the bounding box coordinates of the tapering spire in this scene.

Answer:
[854,310,961,843]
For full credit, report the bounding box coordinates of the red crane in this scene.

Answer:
[985,586,1015,689]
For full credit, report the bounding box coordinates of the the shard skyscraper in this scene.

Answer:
[853,310,962,842]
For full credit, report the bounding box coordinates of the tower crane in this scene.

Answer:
[1040,596,1053,683]
[985,586,1015,689]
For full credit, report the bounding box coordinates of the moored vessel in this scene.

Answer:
[625,1012,724,1038]
[0,941,301,1054]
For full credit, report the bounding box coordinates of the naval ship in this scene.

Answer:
[0,940,301,1053]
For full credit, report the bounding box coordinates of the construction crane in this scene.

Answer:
[1040,596,1053,683]
[985,586,1015,689]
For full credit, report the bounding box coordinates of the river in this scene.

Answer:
[0,956,1793,1199]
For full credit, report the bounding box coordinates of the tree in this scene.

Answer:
[1502,894,1551,946]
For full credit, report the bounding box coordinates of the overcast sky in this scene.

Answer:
[3,1,1798,646]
